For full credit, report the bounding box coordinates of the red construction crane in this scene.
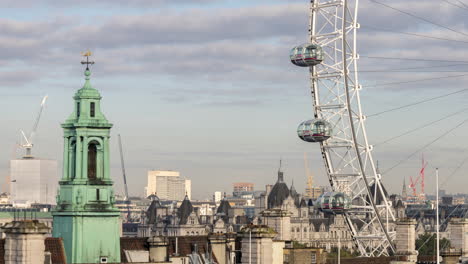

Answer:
[409,155,428,197]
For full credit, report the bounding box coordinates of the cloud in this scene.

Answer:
[0,71,41,86]
[3,0,219,8]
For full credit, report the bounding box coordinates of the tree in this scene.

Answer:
[415,232,451,256]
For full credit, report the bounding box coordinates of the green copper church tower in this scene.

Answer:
[53,56,121,264]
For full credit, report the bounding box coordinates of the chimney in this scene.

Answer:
[240,225,278,264]
[209,234,227,264]
[390,218,418,264]
[148,236,168,262]
[2,220,50,264]
[448,218,468,261]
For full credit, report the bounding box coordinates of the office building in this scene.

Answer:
[10,158,58,205]
[233,182,254,197]
[146,170,191,200]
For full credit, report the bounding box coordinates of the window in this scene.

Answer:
[311,253,317,264]
[77,102,80,117]
[88,143,97,179]
[90,102,95,117]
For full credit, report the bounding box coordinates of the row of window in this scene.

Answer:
[77,102,96,118]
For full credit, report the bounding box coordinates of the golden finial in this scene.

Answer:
[80,50,95,70]
[81,50,92,57]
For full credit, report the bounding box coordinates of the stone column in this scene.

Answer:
[390,218,418,264]
[2,220,50,264]
[261,209,291,241]
[448,218,468,261]
[209,234,227,264]
[148,236,168,263]
[226,233,236,264]
[240,225,277,264]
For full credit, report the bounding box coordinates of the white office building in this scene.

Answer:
[146,170,191,201]
[10,158,58,206]
[213,191,222,204]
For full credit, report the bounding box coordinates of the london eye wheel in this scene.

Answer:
[292,0,396,256]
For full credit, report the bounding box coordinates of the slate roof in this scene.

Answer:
[216,199,232,215]
[290,183,301,208]
[267,170,290,209]
[299,198,307,208]
[178,195,195,225]
[146,196,167,225]
[367,183,388,205]
[216,198,232,223]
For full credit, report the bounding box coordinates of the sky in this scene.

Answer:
[1,0,468,199]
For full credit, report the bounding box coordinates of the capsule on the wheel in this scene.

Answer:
[297,119,332,142]
[290,44,324,67]
[315,192,351,214]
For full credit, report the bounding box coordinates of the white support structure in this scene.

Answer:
[305,0,395,256]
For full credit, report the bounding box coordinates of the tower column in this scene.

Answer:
[103,137,110,180]
[82,136,88,180]
[76,136,83,180]
[62,137,69,180]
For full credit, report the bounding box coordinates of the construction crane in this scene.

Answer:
[20,95,48,158]
[118,134,131,222]
[409,155,428,198]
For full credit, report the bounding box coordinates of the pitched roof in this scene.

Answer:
[120,237,149,263]
[168,236,217,262]
[121,236,218,263]
[178,195,195,225]
[45,237,67,264]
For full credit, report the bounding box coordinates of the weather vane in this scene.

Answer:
[81,50,95,70]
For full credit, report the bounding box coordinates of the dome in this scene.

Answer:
[297,119,332,143]
[290,43,324,67]
[267,170,291,209]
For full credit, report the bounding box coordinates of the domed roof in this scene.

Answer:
[267,169,290,209]
[74,69,101,100]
